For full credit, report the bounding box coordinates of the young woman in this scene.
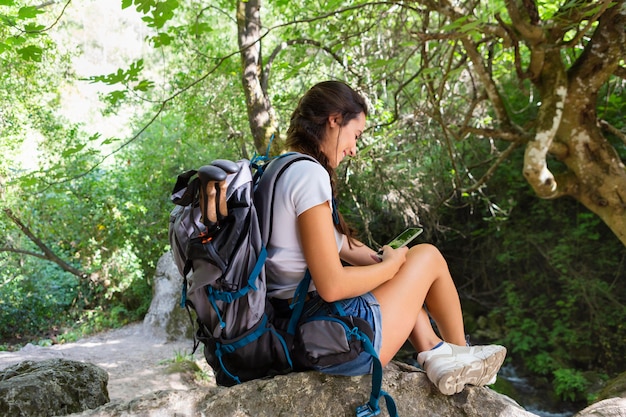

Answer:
[265,80,506,395]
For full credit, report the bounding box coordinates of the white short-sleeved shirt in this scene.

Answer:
[265,157,344,299]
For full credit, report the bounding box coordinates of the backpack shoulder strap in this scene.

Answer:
[253,152,318,246]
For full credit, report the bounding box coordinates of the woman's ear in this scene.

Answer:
[328,113,342,128]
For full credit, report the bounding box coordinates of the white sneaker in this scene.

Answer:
[416,342,506,395]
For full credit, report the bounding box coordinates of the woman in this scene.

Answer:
[265,80,506,395]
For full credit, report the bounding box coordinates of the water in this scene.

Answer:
[498,364,577,417]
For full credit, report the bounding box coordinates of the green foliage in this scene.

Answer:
[553,368,589,402]
[0,259,81,341]
[437,160,626,404]
[122,0,179,29]
[1,3,624,413]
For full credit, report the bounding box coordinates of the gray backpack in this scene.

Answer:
[168,153,397,417]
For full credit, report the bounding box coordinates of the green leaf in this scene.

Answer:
[24,22,45,32]
[133,79,154,91]
[105,90,127,106]
[460,19,482,33]
[189,22,212,36]
[134,0,155,15]
[0,0,15,5]
[89,60,144,85]
[19,175,38,187]
[152,0,178,29]
[150,32,173,47]
[6,36,25,47]
[441,15,470,31]
[61,144,86,158]
[101,137,120,145]
[17,45,42,61]
[17,6,43,19]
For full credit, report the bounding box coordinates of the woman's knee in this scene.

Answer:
[407,243,447,266]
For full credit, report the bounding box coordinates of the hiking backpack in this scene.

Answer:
[168,153,398,417]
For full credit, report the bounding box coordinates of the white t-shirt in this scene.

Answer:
[265,156,344,299]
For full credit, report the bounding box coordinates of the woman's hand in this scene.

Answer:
[299,203,408,301]
[377,245,409,266]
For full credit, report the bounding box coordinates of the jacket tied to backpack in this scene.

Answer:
[168,153,398,417]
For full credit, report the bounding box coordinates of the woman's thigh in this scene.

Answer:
[372,244,445,363]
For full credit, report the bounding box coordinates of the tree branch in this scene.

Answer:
[460,141,520,194]
[560,0,615,47]
[461,127,528,143]
[0,246,48,260]
[600,120,626,146]
[568,1,626,94]
[2,208,87,279]
[506,0,546,81]
[264,38,350,90]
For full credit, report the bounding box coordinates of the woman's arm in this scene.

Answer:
[339,235,380,266]
[298,202,407,302]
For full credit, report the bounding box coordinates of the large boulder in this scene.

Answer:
[142,251,192,341]
[0,359,109,417]
[71,362,538,417]
[572,371,626,417]
[574,398,626,417]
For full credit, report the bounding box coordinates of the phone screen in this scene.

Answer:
[377,227,424,259]
[386,227,423,249]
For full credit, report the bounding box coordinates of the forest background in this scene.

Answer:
[1,0,625,414]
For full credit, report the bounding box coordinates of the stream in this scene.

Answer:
[498,364,578,417]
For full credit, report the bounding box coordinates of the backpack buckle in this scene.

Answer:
[355,403,380,417]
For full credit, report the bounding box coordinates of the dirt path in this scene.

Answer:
[0,322,213,402]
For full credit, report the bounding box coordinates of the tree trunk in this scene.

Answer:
[236,0,283,156]
[515,1,626,246]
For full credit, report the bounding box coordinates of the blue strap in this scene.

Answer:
[215,343,242,385]
[221,315,270,353]
[354,333,398,417]
[287,269,312,334]
[270,327,294,368]
[207,289,226,329]
[287,267,398,416]
[180,277,188,308]
[215,314,294,384]
[208,246,267,304]
[331,198,340,225]
[333,301,347,316]
[204,248,265,329]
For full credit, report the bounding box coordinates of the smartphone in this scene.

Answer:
[377,227,424,258]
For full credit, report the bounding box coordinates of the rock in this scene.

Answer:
[0,358,109,417]
[142,251,192,341]
[574,398,626,417]
[596,371,626,401]
[71,362,538,417]
[572,370,626,417]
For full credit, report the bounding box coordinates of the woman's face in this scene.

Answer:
[321,111,366,168]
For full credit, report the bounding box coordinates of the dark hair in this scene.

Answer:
[286,80,368,244]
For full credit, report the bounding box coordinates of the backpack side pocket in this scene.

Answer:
[293,315,374,369]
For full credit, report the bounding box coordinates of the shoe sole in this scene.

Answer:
[435,346,506,395]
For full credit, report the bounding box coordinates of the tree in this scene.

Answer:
[1,0,623,404]
[236,0,283,156]
[425,0,626,245]
[231,0,626,245]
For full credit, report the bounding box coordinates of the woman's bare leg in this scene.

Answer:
[411,307,442,352]
[372,244,466,365]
